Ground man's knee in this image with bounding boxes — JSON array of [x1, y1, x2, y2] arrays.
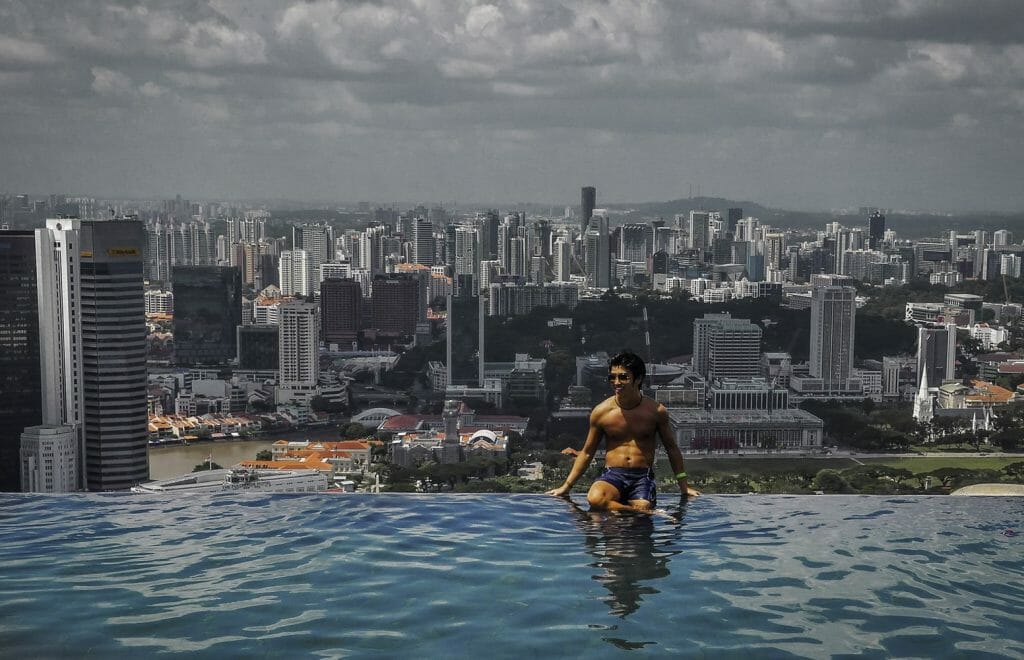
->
[[587, 490, 611, 509]]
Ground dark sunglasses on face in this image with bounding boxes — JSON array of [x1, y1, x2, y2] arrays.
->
[[607, 373, 633, 382]]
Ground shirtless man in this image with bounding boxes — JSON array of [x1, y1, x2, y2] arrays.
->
[[546, 351, 700, 512]]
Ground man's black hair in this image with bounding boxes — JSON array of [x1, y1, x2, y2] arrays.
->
[[609, 351, 646, 387]]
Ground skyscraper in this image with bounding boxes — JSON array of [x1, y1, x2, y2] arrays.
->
[[0, 231, 43, 491], [553, 238, 572, 282], [809, 285, 856, 387], [172, 266, 243, 367], [412, 217, 435, 266], [79, 219, 149, 490], [581, 186, 596, 236], [917, 323, 956, 387], [371, 274, 419, 337], [321, 278, 362, 345], [688, 211, 710, 251], [278, 301, 320, 406], [867, 211, 886, 250], [692, 313, 763, 382]]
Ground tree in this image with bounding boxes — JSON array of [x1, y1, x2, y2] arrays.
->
[[192, 461, 223, 472], [255, 450, 273, 461], [341, 422, 369, 439], [813, 469, 851, 493]]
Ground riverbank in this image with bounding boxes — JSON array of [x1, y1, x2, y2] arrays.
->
[[148, 426, 346, 480]]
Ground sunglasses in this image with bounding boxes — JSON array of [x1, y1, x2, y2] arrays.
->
[[607, 373, 633, 383]]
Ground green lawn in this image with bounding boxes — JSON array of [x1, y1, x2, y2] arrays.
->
[[860, 456, 1023, 474]]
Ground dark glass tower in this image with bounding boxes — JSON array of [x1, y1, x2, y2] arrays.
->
[[237, 325, 279, 370], [581, 186, 596, 235], [321, 278, 362, 345], [0, 231, 42, 491], [172, 265, 243, 366], [867, 211, 886, 250]]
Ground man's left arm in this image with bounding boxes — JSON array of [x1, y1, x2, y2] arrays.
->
[[657, 404, 700, 498]]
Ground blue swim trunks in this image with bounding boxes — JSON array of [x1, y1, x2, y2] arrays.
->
[[595, 467, 657, 505]]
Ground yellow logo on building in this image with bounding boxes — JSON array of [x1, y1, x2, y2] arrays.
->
[[107, 247, 139, 257], [80, 251, 93, 258]]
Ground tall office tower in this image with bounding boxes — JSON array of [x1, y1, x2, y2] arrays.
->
[[535, 219, 553, 258], [479, 260, 502, 291], [371, 274, 419, 337], [172, 266, 243, 366], [553, 238, 572, 282], [279, 249, 312, 297], [359, 225, 387, 275], [454, 226, 479, 283], [77, 219, 149, 491], [619, 224, 652, 263], [993, 230, 1013, 248], [917, 323, 956, 387], [32, 220, 85, 491], [277, 301, 320, 405], [867, 211, 886, 250], [412, 217, 435, 266], [0, 231, 43, 491], [981, 248, 1001, 281], [321, 278, 362, 345], [692, 313, 763, 382], [809, 285, 856, 387], [727, 208, 743, 236], [480, 210, 500, 260], [687, 211, 710, 250], [581, 186, 596, 235]]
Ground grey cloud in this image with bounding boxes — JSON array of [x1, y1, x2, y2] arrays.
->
[[0, 0, 1023, 211]]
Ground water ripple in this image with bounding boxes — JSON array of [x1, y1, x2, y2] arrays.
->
[[0, 494, 1021, 658]]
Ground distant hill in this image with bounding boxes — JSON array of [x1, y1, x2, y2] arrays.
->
[[605, 196, 1024, 240]]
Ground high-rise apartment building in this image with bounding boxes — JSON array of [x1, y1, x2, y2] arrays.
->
[[809, 285, 856, 387], [321, 278, 362, 345], [280, 249, 312, 297], [0, 231, 43, 491], [692, 313, 763, 382], [278, 301, 320, 406], [172, 266, 243, 366], [553, 238, 572, 282]]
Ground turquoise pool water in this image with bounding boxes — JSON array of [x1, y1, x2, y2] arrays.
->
[[1, 494, 1021, 658]]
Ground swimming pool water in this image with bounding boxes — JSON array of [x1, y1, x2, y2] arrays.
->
[[1, 494, 1021, 658]]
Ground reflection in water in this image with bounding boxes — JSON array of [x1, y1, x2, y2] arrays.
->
[[564, 497, 687, 619]]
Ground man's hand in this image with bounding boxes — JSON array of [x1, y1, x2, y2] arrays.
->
[[546, 484, 571, 497], [681, 483, 701, 498]]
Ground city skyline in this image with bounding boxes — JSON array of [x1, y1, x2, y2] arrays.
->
[[2, 1, 1024, 212]]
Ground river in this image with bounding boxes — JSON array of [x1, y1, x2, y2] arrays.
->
[[147, 426, 346, 480]]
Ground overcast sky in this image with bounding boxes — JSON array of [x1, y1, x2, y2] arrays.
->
[[2, 1, 1023, 211]]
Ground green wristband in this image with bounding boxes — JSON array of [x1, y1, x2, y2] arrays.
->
[[675, 471, 688, 480]]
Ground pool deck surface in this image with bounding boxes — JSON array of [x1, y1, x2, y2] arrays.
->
[[951, 483, 1024, 496]]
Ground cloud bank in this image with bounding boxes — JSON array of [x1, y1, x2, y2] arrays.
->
[[1, 0, 1023, 210]]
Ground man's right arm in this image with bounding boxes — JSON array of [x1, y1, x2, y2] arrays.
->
[[546, 407, 603, 497]]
